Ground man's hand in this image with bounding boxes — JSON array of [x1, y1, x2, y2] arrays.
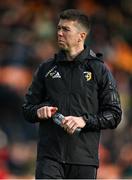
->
[[61, 116, 86, 134], [37, 106, 58, 119]]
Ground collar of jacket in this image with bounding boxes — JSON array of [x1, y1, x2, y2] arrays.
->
[[54, 46, 103, 64]]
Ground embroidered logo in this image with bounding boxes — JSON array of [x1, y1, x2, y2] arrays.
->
[[45, 66, 61, 79], [45, 66, 57, 77], [83, 71, 92, 81], [52, 71, 61, 79]]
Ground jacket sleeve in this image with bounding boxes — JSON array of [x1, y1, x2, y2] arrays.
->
[[83, 64, 122, 130], [22, 64, 52, 123]]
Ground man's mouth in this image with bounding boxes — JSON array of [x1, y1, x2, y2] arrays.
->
[[58, 39, 65, 42]]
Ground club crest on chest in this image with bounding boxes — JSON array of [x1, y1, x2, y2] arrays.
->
[[83, 71, 92, 81]]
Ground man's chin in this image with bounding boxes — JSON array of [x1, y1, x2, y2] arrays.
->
[[58, 45, 67, 51]]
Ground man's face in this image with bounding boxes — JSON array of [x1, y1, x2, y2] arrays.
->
[[57, 19, 83, 51]]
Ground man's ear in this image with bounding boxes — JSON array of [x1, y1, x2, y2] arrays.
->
[[78, 32, 87, 42], [81, 32, 87, 40]]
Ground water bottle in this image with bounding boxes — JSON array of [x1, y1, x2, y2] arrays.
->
[[52, 113, 81, 133]]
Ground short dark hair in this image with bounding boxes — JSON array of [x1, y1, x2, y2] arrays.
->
[[59, 9, 90, 33]]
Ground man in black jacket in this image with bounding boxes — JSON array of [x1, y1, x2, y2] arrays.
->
[[22, 9, 122, 179]]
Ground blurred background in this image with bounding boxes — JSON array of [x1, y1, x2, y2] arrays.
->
[[0, 0, 131, 179]]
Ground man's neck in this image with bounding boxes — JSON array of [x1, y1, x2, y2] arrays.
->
[[66, 45, 84, 61]]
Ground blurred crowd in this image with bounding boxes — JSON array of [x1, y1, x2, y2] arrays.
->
[[0, 0, 132, 179]]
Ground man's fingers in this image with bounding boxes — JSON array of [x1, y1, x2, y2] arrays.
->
[[46, 106, 58, 118], [62, 116, 71, 125], [62, 117, 71, 130], [37, 106, 58, 119], [37, 108, 44, 119], [42, 107, 47, 118], [67, 122, 78, 134], [61, 116, 81, 134], [44, 106, 48, 118], [37, 110, 41, 118], [62, 118, 78, 134], [69, 124, 78, 134], [51, 107, 58, 115], [67, 121, 75, 130], [47, 107, 52, 118]]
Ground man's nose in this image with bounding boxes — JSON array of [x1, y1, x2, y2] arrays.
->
[[57, 29, 63, 36]]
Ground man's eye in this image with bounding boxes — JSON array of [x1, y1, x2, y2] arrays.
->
[[63, 27, 70, 31], [57, 26, 70, 32], [57, 27, 61, 30]]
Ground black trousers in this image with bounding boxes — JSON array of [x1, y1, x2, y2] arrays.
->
[[35, 158, 97, 179]]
